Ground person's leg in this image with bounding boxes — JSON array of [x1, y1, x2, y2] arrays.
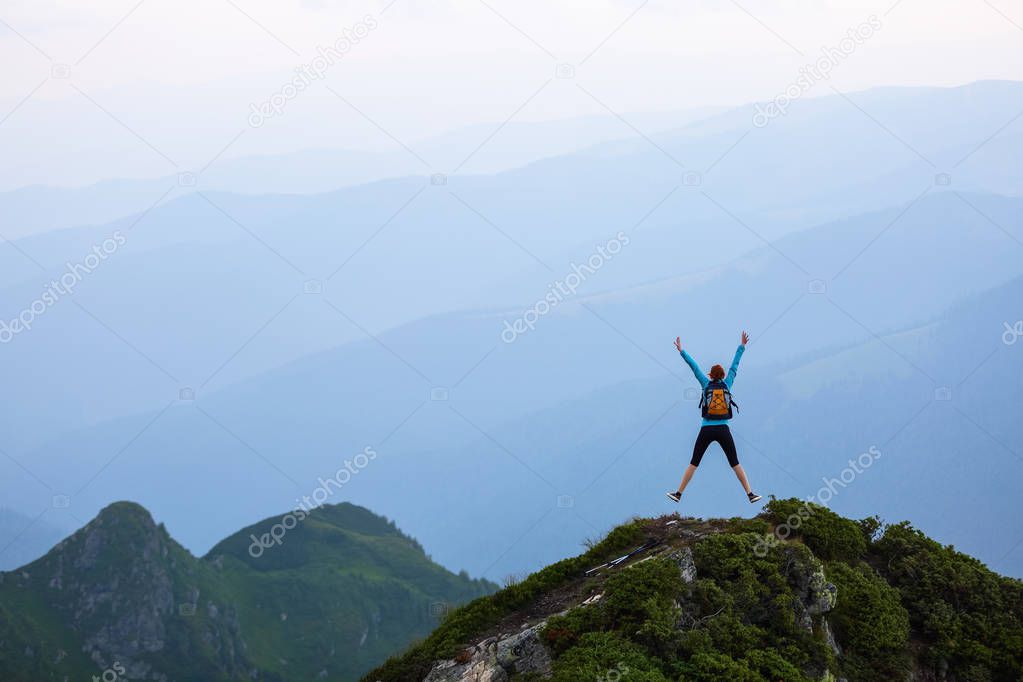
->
[[676, 464, 698, 495], [732, 464, 752, 494], [676, 427, 712, 494], [717, 427, 752, 494]]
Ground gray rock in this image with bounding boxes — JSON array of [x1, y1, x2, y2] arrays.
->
[[495, 622, 552, 676], [424, 640, 506, 682], [668, 547, 697, 584], [820, 618, 842, 656], [784, 546, 837, 632], [909, 659, 951, 681], [424, 622, 552, 682], [805, 568, 838, 617]]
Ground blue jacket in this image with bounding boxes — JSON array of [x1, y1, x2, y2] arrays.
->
[[680, 345, 745, 426]]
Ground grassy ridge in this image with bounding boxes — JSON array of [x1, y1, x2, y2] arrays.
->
[[366, 500, 1023, 682]]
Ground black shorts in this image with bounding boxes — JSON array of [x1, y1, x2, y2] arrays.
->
[[690, 425, 739, 468]]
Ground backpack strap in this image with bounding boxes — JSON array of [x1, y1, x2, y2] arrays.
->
[[723, 383, 739, 412]]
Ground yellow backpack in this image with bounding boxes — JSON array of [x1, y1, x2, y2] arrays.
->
[[700, 380, 737, 419]]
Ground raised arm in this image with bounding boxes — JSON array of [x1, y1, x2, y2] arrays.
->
[[725, 331, 749, 388], [674, 336, 708, 388]]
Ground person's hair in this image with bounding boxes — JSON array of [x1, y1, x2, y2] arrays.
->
[[709, 364, 725, 381]]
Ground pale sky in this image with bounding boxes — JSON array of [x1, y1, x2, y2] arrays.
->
[[1, 0, 1022, 187]]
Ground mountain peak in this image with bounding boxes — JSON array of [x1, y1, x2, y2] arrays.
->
[[13, 499, 174, 579], [95, 499, 153, 519], [204, 500, 425, 571], [91, 499, 160, 533], [368, 499, 1023, 682]]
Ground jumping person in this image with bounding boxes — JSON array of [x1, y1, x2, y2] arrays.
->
[[667, 331, 762, 504]]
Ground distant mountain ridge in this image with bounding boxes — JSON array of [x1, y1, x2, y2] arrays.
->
[[0, 508, 69, 571], [7, 190, 1023, 585], [0, 501, 495, 681], [0, 106, 724, 239]]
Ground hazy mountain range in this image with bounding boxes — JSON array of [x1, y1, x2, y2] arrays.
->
[[2, 79, 1022, 585], [5, 190, 1022, 581], [0, 107, 723, 239]]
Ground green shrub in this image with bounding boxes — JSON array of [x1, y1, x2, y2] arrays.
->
[[601, 558, 683, 631], [692, 533, 796, 632], [828, 561, 911, 681], [680, 535, 829, 676], [548, 631, 667, 682], [743, 648, 812, 682], [727, 517, 771, 535], [542, 605, 600, 656], [871, 522, 1023, 680], [762, 498, 867, 562], [675, 652, 765, 681]]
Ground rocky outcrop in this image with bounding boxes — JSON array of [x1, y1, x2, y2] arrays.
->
[[784, 546, 838, 632], [424, 546, 702, 681], [10, 502, 252, 681], [909, 664, 951, 682], [820, 618, 842, 657], [496, 623, 552, 676], [424, 621, 553, 682], [668, 547, 697, 584]]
